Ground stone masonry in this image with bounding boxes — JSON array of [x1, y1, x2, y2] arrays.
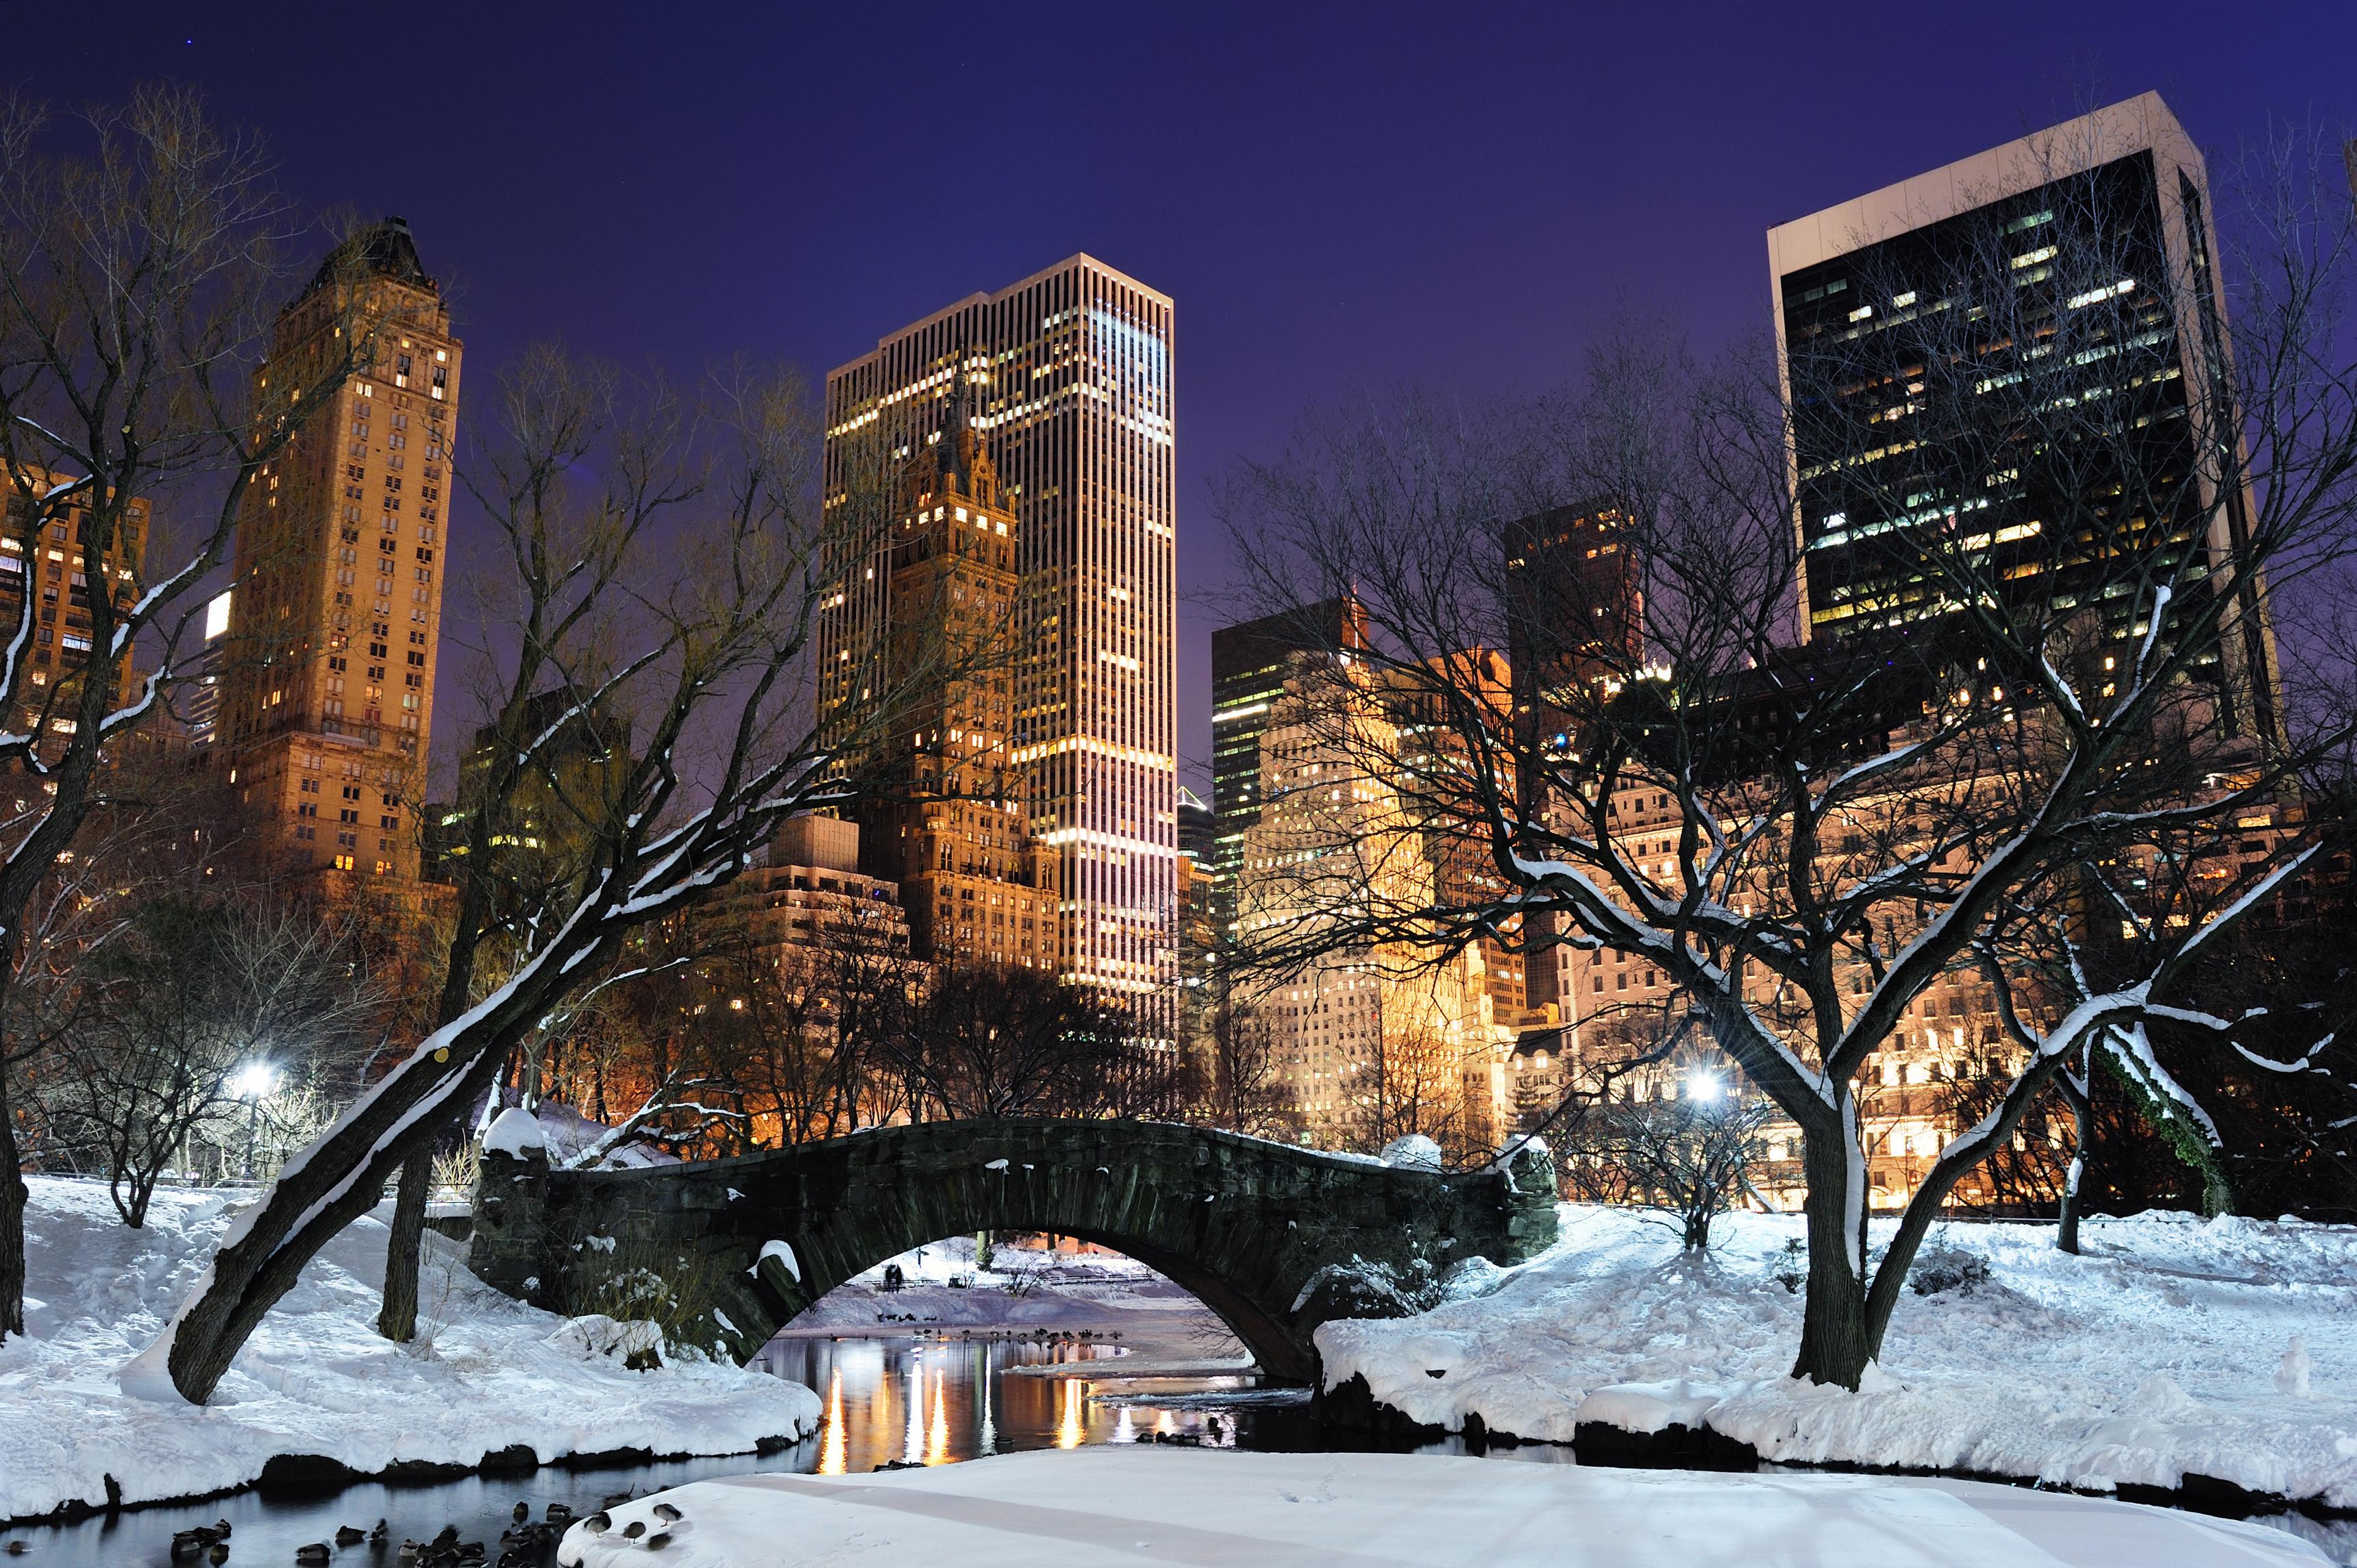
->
[[469, 1119, 1556, 1383]]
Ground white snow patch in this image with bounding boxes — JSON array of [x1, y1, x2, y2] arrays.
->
[[1316, 1202, 2357, 1510], [1380, 1134, 1444, 1170], [552, 1447, 2326, 1567], [0, 1177, 820, 1521], [482, 1106, 545, 1158], [757, 1240, 800, 1282]]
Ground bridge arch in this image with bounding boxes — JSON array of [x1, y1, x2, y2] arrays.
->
[[469, 1119, 1556, 1382]]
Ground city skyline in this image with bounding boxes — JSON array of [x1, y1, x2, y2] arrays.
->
[[10, 5, 2336, 799]]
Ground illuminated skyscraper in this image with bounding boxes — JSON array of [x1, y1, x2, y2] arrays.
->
[[221, 218, 458, 881], [822, 256, 1177, 1035], [1209, 599, 1364, 951]]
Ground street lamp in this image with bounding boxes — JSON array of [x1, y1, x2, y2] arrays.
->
[[232, 1062, 277, 1180]]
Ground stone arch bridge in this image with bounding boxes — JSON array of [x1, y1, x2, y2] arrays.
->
[[468, 1118, 1556, 1382]]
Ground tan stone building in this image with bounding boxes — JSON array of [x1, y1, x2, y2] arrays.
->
[[0, 468, 148, 722], [832, 388, 1052, 972], [1236, 656, 1499, 1158], [822, 257, 1179, 1036], [221, 218, 457, 882]]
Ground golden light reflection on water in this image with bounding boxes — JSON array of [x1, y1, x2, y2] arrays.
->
[[926, 1369, 950, 1465], [1057, 1376, 1086, 1449], [817, 1369, 846, 1476]]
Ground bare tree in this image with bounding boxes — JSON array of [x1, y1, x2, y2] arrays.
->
[[1559, 1080, 1773, 1252], [880, 958, 1147, 1121], [1182, 986, 1300, 1142], [132, 344, 983, 1402], [1218, 123, 2357, 1387], [36, 895, 384, 1223], [0, 90, 405, 1336]]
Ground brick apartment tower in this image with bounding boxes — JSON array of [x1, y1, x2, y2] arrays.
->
[[822, 256, 1178, 1040], [221, 219, 458, 881]]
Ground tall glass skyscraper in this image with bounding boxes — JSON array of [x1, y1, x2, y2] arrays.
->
[[822, 255, 1178, 1038]]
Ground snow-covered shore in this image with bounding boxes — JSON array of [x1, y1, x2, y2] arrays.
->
[[1317, 1204, 2357, 1509], [0, 1177, 820, 1523], [552, 1446, 2329, 1566]]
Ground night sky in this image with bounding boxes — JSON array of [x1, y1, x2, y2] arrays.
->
[[15, 1, 2351, 790]]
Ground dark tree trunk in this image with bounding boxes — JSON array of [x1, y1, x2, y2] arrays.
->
[[1788, 1112, 1872, 1389], [0, 1088, 24, 1338], [154, 1038, 515, 1403], [2056, 1071, 2090, 1256], [377, 1153, 433, 1342]]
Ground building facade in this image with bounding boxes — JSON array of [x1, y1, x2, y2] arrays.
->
[[0, 469, 147, 723], [1209, 599, 1364, 951], [835, 387, 1052, 972], [1235, 653, 1498, 1158], [1769, 93, 2275, 736], [822, 256, 1177, 1036], [220, 219, 457, 881]]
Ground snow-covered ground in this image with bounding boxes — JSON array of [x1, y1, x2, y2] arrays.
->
[[780, 1236, 1234, 1339], [552, 1447, 2329, 1566], [1318, 1204, 2357, 1509], [0, 1177, 819, 1523]]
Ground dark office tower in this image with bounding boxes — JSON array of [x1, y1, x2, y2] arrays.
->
[[1503, 499, 1643, 775], [1770, 94, 2274, 735], [1207, 598, 1365, 950], [822, 257, 1178, 1038]]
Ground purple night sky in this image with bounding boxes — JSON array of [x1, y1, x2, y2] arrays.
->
[[16, 1, 2352, 789]]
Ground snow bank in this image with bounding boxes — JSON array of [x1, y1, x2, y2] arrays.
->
[[0, 1177, 819, 1522], [1317, 1204, 2357, 1508], [482, 1106, 546, 1158], [553, 1447, 2326, 1567]]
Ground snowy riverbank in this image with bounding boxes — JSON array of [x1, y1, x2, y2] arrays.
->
[[552, 1446, 2329, 1566], [0, 1178, 821, 1523], [1317, 1204, 2357, 1509]]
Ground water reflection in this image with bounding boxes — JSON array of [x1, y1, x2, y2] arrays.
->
[[748, 1335, 1257, 1474]]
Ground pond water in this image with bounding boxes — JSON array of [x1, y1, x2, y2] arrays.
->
[[9, 1328, 2352, 1565], [1, 1330, 1332, 1567]]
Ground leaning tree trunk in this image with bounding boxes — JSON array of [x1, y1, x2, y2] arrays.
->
[[1788, 1103, 1873, 1390], [376, 1154, 434, 1342], [130, 1028, 521, 1403]]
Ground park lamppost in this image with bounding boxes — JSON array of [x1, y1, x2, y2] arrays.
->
[[231, 1061, 277, 1180]]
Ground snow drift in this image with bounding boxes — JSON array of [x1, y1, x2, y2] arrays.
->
[[552, 1447, 2329, 1567], [1316, 1203, 2357, 1509], [0, 1177, 819, 1522]]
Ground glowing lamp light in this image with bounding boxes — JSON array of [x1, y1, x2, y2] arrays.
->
[[230, 1062, 278, 1101]]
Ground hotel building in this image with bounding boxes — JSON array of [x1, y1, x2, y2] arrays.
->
[[220, 218, 457, 881]]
